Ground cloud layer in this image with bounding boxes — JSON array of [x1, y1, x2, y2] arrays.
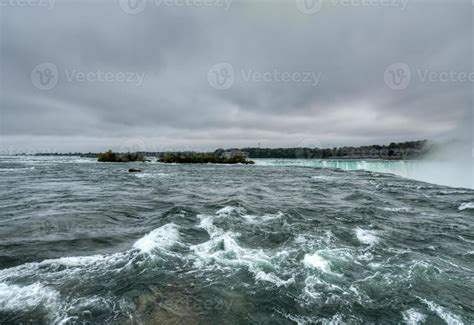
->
[[0, 0, 472, 153]]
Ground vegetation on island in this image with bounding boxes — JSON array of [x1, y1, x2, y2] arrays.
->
[[159, 151, 254, 164], [97, 150, 145, 162]]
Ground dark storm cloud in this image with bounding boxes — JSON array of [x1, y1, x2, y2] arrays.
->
[[0, 0, 471, 152]]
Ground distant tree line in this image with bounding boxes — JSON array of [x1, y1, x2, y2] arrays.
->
[[241, 140, 429, 160], [159, 152, 254, 164], [31, 140, 430, 160]]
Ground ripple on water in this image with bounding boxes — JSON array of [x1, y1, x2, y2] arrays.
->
[[1, 156, 473, 324], [355, 227, 379, 245], [458, 202, 474, 211]]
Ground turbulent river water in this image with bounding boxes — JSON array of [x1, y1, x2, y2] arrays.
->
[[0, 156, 473, 324]]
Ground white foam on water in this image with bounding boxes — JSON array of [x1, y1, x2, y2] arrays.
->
[[241, 211, 284, 224], [438, 190, 472, 195], [0, 282, 60, 311], [294, 230, 337, 248], [402, 308, 427, 325], [216, 206, 246, 216], [368, 262, 382, 269], [0, 251, 131, 285], [458, 202, 474, 211], [191, 214, 281, 285], [403, 261, 441, 281], [301, 277, 323, 301], [191, 230, 233, 267], [48, 253, 127, 268], [281, 313, 314, 325], [255, 271, 295, 287], [457, 235, 474, 243], [323, 313, 346, 325], [0, 282, 65, 322], [62, 295, 134, 323], [68, 158, 96, 164], [300, 275, 349, 308], [282, 311, 349, 325], [0, 224, 181, 282], [295, 234, 308, 244], [133, 172, 171, 179], [419, 298, 464, 325], [190, 227, 271, 273], [355, 228, 379, 245], [0, 167, 36, 171], [437, 257, 472, 272], [357, 251, 374, 261], [303, 252, 331, 273], [196, 214, 224, 237], [0, 224, 184, 322], [133, 223, 180, 254], [381, 207, 413, 212], [0, 280, 134, 323], [311, 175, 334, 180]]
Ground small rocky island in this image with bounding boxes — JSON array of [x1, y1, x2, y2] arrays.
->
[[96, 149, 254, 164], [159, 149, 254, 164], [97, 150, 145, 162]]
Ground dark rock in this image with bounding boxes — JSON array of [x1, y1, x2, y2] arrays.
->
[[128, 168, 142, 173]]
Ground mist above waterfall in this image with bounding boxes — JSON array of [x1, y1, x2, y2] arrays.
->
[[415, 117, 473, 189]]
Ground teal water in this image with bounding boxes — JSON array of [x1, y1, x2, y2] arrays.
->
[[0, 156, 473, 324], [254, 159, 473, 189]]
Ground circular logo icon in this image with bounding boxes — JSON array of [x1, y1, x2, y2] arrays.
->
[[295, 0, 324, 15], [384, 62, 411, 90], [118, 0, 147, 15], [31, 62, 59, 91], [207, 62, 235, 90]]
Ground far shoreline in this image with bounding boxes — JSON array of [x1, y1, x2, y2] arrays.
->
[[17, 140, 430, 162]]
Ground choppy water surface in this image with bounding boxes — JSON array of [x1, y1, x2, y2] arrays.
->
[[0, 156, 473, 324]]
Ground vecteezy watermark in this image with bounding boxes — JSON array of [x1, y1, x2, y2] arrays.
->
[[118, 0, 147, 14], [383, 62, 411, 90], [0, 0, 55, 10], [416, 69, 474, 83], [207, 62, 322, 90], [31, 62, 59, 90], [118, 0, 232, 15], [156, 0, 232, 9], [207, 62, 235, 90], [384, 62, 474, 90], [156, 295, 236, 314], [31, 62, 146, 90], [139, 286, 249, 318], [241, 69, 321, 86], [64, 69, 145, 86], [295, 0, 409, 15], [294, 0, 324, 14]]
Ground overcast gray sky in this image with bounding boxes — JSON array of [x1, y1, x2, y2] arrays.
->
[[0, 0, 472, 153]]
